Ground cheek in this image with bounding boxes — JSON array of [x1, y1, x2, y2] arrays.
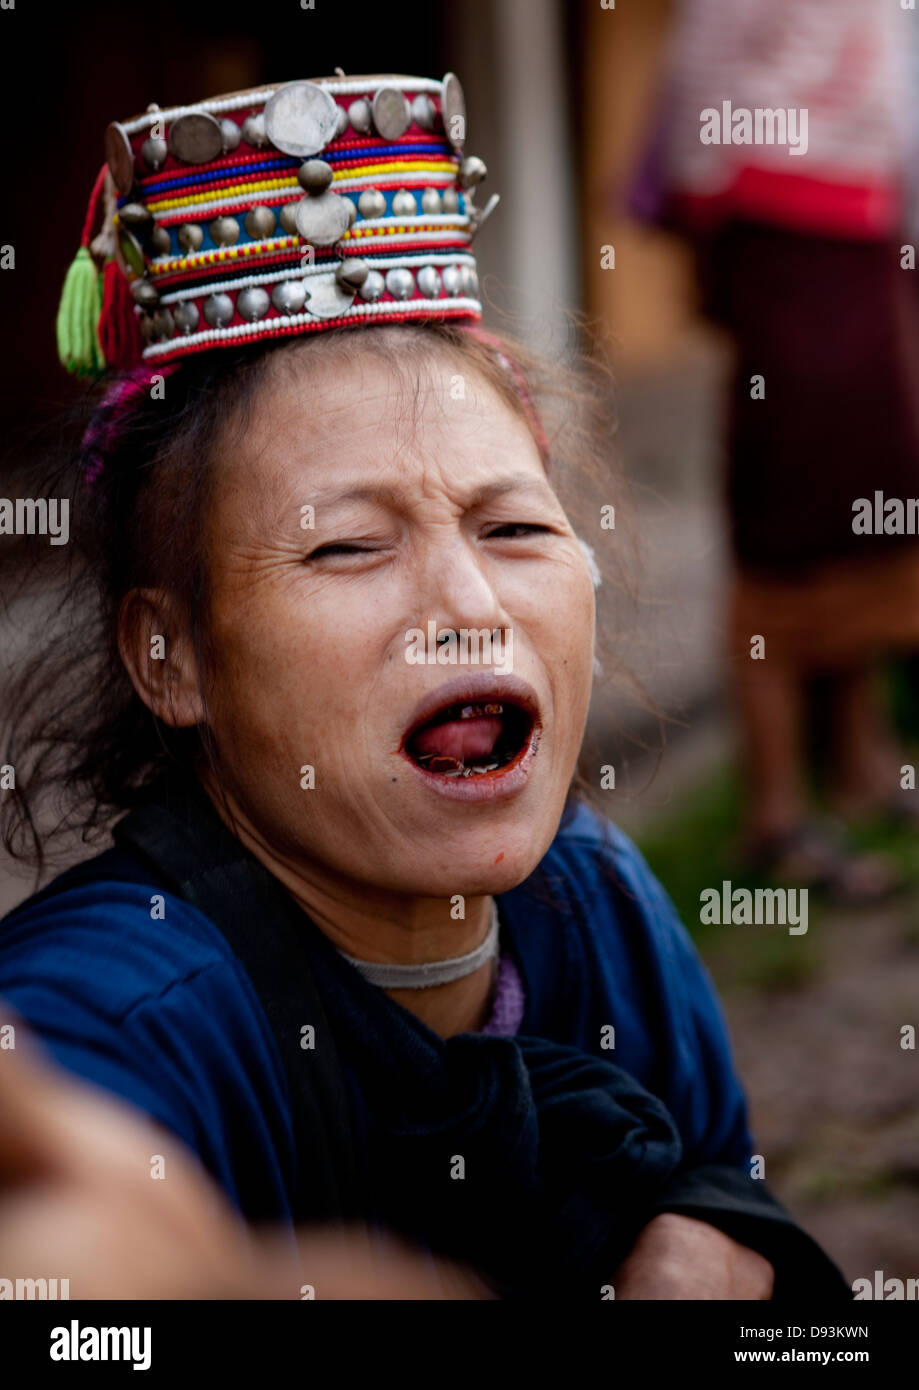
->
[[528, 559, 596, 662], [204, 578, 376, 758], [537, 564, 596, 733]]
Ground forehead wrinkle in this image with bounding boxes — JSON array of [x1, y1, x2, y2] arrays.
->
[[216, 343, 539, 537]]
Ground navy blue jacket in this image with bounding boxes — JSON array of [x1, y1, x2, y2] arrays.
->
[[0, 785, 848, 1297]]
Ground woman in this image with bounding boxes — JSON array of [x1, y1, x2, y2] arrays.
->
[[632, 0, 919, 896], [0, 72, 846, 1299]]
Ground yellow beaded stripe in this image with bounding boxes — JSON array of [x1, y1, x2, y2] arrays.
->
[[344, 222, 467, 238], [332, 158, 458, 180], [148, 237, 300, 276], [144, 161, 458, 214], [146, 176, 299, 213]]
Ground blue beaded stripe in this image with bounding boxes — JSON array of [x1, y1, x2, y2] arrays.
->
[[150, 188, 469, 257], [121, 142, 455, 204], [129, 157, 298, 200]]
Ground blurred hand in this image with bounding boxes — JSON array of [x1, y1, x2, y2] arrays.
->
[[611, 1211, 775, 1300], [0, 1013, 489, 1299]]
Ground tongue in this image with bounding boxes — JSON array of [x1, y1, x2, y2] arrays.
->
[[412, 716, 503, 763]]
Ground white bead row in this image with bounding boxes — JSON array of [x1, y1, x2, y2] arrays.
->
[[141, 295, 483, 358], [121, 79, 445, 136]]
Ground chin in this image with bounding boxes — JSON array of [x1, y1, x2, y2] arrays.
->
[[392, 815, 562, 898]]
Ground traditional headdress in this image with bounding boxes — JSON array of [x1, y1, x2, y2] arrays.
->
[[56, 73, 499, 378]]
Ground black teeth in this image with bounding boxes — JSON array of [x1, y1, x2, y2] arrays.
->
[[407, 700, 532, 774]]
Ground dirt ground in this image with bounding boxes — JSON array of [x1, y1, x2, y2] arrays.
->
[[705, 890, 919, 1288]]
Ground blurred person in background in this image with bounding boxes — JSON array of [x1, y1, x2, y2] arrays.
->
[[631, 0, 919, 899]]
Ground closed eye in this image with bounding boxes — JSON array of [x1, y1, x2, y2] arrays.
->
[[485, 523, 554, 539], [306, 542, 374, 559]]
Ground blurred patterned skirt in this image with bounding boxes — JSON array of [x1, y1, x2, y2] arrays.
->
[[703, 220, 919, 667]]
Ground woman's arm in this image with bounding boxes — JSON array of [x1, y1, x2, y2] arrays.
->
[[0, 1011, 488, 1299]]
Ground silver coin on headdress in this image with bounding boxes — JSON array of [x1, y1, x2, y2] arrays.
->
[[220, 118, 241, 153], [177, 223, 204, 252], [264, 80, 340, 157], [335, 258, 370, 291], [141, 136, 168, 172], [297, 160, 335, 195], [237, 287, 271, 322], [152, 308, 175, 339], [150, 225, 172, 256], [105, 122, 135, 194], [119, 202, 151, 227], [416, 266, 442, 298], [441, 72, 466, 152], [391, 189, 417, 217], [131, 280, 160, 308], [210, 216, 240, 246], [173, 301, 200, 334], [348, 97, 373, 133], [411, 94, 435, 131], [304, 271, 355, 319], [245, 206, 276, 239], [385, 268, 415, 301], [203, 293, 235, 327], [294, 192, 352, 246], [271, 280, 308, 314], [169, 112, 223, 164], [358, 188, 386, 220], [358, 270, 385, 302], [372, 88, 411, 141], [241, 114, 268, 147]]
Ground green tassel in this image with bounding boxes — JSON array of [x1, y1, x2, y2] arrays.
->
[[55, 246, 106, 377]]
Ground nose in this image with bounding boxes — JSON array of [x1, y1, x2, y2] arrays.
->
[[415, 532, 511, 639]]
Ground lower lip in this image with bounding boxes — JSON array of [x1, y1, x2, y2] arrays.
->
[[400, 724, 541, 803]]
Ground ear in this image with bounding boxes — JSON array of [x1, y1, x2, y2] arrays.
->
[[117, 587, 205, 728]]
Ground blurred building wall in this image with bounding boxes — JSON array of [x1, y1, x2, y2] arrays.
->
[[581, 0, 702, 369], [445, 0, 579, 332]]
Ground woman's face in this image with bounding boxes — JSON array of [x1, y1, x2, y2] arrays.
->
[[199, 343, 596, 899]]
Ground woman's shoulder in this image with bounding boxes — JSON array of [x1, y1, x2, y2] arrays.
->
[[539, 797, 685, 938], [0, 844, 297, 1218], [502, 796, 703, 1026], [0, 845, 245, 1023], [513, 798, 753, 1165]]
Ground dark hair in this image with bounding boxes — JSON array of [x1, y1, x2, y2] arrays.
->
[[0, 318, 656, 881]]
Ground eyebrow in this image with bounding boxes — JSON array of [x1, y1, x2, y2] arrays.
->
[[312, 473, 551, 512]]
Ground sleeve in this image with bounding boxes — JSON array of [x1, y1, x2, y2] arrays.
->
[[597, 827, 852, 1299], [593, 824, 756, 1167], [0, 888, 298, 1225]]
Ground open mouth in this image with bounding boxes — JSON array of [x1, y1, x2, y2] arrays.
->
[[402, 698, 536, 779]]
